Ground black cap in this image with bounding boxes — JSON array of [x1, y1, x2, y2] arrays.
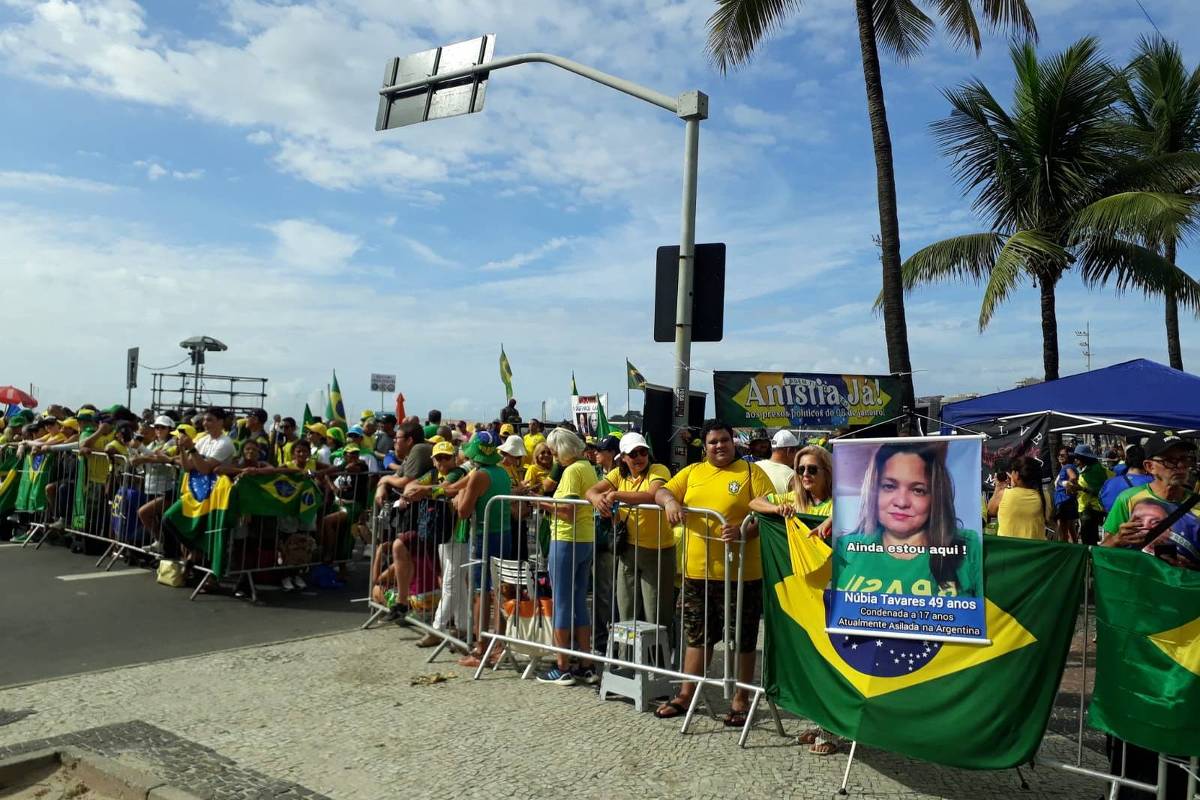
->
[[1144, 433, 1196, 460], [596, 435, 620, 453]]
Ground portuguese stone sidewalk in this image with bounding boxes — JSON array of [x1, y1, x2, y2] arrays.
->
[[0, 626, 1109, 799]]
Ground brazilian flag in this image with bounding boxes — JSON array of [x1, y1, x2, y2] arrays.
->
[[626, 359, 647, 390], [1089, 546, 1200, 756], [15, 451, 54, 513], [759, 515, 1086, 769], [0, 447, 22, 515], [235, 474, 319, 525], [163, 471, 237, 577], [327, 371, 347, 427], [500, 346, 514, 401]]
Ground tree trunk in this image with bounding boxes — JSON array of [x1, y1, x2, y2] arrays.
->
[[1039, 276, 1060, 381], [1164, 236, 1183, 370], [854, 0, 915, 416]]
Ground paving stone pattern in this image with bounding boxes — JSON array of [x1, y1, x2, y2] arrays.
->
[[0, 627, 1111, 800]]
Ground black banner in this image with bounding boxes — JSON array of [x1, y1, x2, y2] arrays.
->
[[974, 416, 1051, 490]]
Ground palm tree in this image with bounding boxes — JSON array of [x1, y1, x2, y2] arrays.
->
[[1114, 36, 1200, 370], [706, 0, 1037, 413], [900, 38, 1200, 380]]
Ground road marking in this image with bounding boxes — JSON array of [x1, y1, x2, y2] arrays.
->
[[0, 543, 25, 549], [56, 569, 146, 582]]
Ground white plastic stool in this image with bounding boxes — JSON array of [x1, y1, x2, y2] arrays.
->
[[599, 620, 673, 712]]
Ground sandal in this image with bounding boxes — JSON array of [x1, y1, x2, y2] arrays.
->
[[809, 738, 839, 756], [654, 699, 688, 719], [723, 709, 749, 728], [796, 727, 822, 745]]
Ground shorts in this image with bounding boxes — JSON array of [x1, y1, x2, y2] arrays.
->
[[1055, 499, 1079, 521], [470, 528, 514, 592], [682, 578, 763, 653]]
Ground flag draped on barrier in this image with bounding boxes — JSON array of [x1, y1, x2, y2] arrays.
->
[[236, 474, 319, 526], [15, 451, 53, 513], [164, 471, 237, 576], [1089, 546, 1200, 757], [0, 448, 21, 515], [759, 514, 1086, 769]]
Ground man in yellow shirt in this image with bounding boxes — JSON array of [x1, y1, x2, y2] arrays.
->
[[653, 419, 772, 725], [522, 418, 546, 467]]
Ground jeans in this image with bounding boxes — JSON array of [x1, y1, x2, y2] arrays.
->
[[616, 544, 676, 632], [548, 539, 593, 630]]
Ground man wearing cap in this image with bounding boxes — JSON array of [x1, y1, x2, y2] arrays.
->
[[345, 425, 381, 472], [757, 430, 799, 494], [1100, 444, 1153, 513], [744, 428, 771, 463], [1071, 443, 1111, 546], [1103, 433, 1198, 547], [134, 416, 181, 554], [373, 414, 397, 461]]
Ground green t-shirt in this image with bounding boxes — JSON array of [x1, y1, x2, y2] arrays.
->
[[474, 463, 512, 536], [1102, 483, 1196, 537], [833, 530, 982, 598]]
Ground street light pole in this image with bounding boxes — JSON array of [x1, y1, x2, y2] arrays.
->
[[378, 47, 708, 471]]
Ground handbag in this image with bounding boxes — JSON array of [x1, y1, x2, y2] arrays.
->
[[416, 498, 453, 545], [281, 532, 315, 566], [156, 559, 186, 588]]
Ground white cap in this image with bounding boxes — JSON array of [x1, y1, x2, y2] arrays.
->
[[153, 415, 174, 428], [618, 432, 650, 455], [499, 434, 527, 458], [771, 430, 800, 449]]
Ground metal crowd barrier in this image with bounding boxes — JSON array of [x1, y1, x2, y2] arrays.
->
[[189, 466, 372, 601], [362, 489, 473, 661], [469, 495, 754, 721]]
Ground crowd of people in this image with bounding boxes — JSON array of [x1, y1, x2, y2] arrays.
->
[[3, 399, 1195, 753]]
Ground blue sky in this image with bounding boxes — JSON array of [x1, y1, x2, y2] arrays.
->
[[1, 0, 1197, 422]]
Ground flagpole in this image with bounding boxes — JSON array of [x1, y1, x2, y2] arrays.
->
[[626, 356, 630, 418]]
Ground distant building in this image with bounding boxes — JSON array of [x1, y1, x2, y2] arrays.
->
[[1015, 377, 1043, 388]]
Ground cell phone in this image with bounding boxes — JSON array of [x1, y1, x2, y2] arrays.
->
[[1153, 541, 1178, 560]]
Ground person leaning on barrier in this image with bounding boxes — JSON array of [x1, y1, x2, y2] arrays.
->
[[585, 432, 675, 637], [652, 418, 773, 725], [451, 431, 514, 668], [401, 441, 470, 646], [499, 435, 528, 494], [133, 416, 180, 556], [1103, 433, 1197, 550], [535, 427, 601, 686], [373, 413, 396, 460], [304, 422, 332, 466], [372, 422, 436, 621]]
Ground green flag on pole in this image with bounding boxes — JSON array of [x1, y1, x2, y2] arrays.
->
[[302, 403, 314, 427], [759, 515, 1086, 769], [596, 397, 614, 437], [571, 372, 578, 396], [1089, 545, 1200, 756], [500, 346, 514, 401], [328, 372, 347, 427], [626, 359, 647, 390]]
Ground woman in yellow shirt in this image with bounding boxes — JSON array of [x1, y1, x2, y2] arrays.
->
[[997, 456, 1051, 540], [750, 445, 833, 531], [585, 432, 674, 631], [523, 442, 553, 495]]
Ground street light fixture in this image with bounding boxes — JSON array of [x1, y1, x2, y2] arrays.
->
[[375, 36, 709, 470]]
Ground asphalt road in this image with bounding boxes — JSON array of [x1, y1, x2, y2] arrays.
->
[[0, 540, 366, 688]]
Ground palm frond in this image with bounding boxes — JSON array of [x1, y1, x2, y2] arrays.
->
[[1072, 191, 1200, 243], [1077, 237, 1200, 311], [929, 0, 981, 52], [899, 232, 1004, 293], [977, 0, 1037, 40], [706, 0, 806, 74], [978, 230, 1068, 328], [873, 0, 934, 62]]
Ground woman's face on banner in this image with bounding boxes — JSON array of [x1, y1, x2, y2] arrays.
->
[[877, 452, 931, 539]]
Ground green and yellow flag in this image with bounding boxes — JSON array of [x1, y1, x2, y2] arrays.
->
[[499, 346, 514, 401], [235, 474, 319, 525], [1089, 546, 1200, 756], [163, 472, 237, 577], [759, 515, 1085, 769], [626, 359, 647, 390], [303, 403, 315, 427], [327, 372, 347, 428], [15, 451, 54, 513], [0, 447, 22, 516], [596, 398, 614, 437]]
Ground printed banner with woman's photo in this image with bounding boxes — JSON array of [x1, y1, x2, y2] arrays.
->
[[827, 435, 988, 644]]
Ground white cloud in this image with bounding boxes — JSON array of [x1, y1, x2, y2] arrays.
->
[[265, 218, 361, 273], [245, 130, 273, 145], [400, 236, 454, 268], [134, 159, 202, 181], [0, 170, 119, 193], [481, 236, 571, 271]]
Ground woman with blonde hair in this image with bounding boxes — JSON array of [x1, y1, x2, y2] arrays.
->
[[750, 445, 833, 525]]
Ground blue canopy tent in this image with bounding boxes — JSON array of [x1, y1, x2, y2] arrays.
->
[[941, 359, 1200, 435]]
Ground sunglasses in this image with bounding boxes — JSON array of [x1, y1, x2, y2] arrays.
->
[[1152, 456, 1195, 469], [797, 465, 823, 476], [627, 448, 649, 458]]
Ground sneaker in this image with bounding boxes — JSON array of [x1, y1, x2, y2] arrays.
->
[[144, 541, 163, 556], [281, 576, 295, 592], [535, 667, 576, 686], [386, 604, 410, 625], [573, 667, 600, 686], [292, 575, 307, 590], [11, 532, 31, 544], [48, 517, 65, 530]]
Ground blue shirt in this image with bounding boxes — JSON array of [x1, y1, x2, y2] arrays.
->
[[1099, 472, 1152, 512], [1053, 466, 1073, 506]]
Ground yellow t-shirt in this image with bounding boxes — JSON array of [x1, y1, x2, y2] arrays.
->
[[604, 463, 673, 549], [524, 463, 549, 491], [522, 433, 546, 466], [85, 432, 117, 483], [997, 487, 1048, 540], [764, 491, 832, 518], [663, 460, 773, 581], [552, 460, 599, 543]]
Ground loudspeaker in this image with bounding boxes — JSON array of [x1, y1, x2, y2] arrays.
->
[[642, 384, 707, 466], [653, 243, 725, 343]]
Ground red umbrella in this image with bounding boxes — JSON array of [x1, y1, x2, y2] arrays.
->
[[0, 386, 37, 408]]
